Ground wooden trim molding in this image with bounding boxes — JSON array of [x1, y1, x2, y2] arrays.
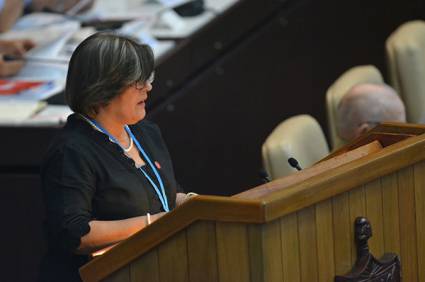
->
[[79, 196, 264, 281], [262, 133, 425, 221]]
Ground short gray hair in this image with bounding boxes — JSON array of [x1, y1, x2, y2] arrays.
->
[[337, 83, 406, 141], [65, 32, 154, 115]]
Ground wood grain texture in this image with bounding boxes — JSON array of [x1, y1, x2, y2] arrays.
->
[[348, 186, 366, 263], [216, 222, 250, 282], [332, 193, 352, 276], [236, 141, 382, 200], [324, 121, 425, 159], [297, 206, 318, 282], [260, 219, 284, 282], [315, 200, 335, 282], [247, 224, 264, 282], [365, 179, 385, 258], [247, 220, 283, 282], [130, 249, 160, 282], [262, 133, 425, 222], [280, 213, 301, 282], [398, 166, 418, 282], [80, 126, 425, 282], [80, 196, 263, 282], [381, 172, 401, 255], [102, 266, 130, 282], [414, 161, 425, 282], [371, 122, 425, 135], [186, 221, 218, 282], [158, 231, 189, 282]]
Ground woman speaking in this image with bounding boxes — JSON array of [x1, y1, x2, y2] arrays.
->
[[39, 32, 189, 281]]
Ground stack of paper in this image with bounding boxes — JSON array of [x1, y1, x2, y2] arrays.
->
[[0, 100, 47, 124], [0, 13, 81, 62], [0, 103, 73, 126], [24, 105, 73, 126], [0, 78, 65, 101]]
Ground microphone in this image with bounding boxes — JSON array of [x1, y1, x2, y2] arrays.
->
[[288, 157, 302, 171]]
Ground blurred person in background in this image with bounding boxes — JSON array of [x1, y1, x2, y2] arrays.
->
[[0, 0, 94, 32], [0, 39, 35, 76], [337, 83, 406, 142]]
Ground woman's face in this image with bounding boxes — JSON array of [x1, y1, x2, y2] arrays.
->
[[105, 80, 153, 125]]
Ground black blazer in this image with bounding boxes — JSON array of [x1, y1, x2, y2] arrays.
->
[[39, 114, 182, 282]]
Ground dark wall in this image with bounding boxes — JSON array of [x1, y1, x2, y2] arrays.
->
[[310, 0, 425, 130], [148, 0, 425, 195], [0, 175, 46, 282], [150, 0, 314, 194]]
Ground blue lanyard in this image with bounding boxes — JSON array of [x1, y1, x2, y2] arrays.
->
[[87, 118, 170, 212], [125, 125, 169, 212]]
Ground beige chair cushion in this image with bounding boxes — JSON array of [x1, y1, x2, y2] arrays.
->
[[326, 65, 384, 149], [386, 20, 425, 123], [262, 115, 329, 179]]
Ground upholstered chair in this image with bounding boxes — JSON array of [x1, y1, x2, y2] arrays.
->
[[262, 114, 329, 179], [326, 65, 384, 149], [386, 20, 425, 123]]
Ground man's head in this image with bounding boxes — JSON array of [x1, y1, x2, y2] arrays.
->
[[337, 83, 406, 141]]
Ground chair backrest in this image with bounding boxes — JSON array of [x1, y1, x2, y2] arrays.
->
[[262, 114, 329, 179], [326, 65, 384, 149], [386, 20, 425, 123]]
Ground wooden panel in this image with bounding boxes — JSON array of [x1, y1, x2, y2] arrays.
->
[[80, 196, 263, 282], [260, 220, 284, 282], [280, 213, 301, 282], [186, 221, 218, 282], [130, 249, 160, 282], [261, 133, 425, 222], [158, 231, 189, 282], [371, 122, 425, 136], [247, 224, 264, 282], [216, 222, 250, 282], [103, 266, 130, 282], [315, 200, 335, 282], [322, 121, 425, 160], [414, 161, 425, 282], [298, 206, 318, 282], [247, 220, 283, 282], [348, 185, 366, 263], [381, 172, 401, 254], [332, 193, 352, 275], [81, 127, 425, 282], [237, 141, 382, 200], [364, 179, 385, 257], [398, 166, 418, 282]]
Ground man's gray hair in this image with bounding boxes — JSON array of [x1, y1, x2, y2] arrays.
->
[[337, 83, 406, 141]]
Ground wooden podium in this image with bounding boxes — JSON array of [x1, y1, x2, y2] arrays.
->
[[79, 123, 425, 282]]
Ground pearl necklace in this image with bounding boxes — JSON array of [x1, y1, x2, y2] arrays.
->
[[123, 136, 133, 152]]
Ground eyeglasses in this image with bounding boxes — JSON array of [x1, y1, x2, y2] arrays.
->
[[134, 72, 155, 90]]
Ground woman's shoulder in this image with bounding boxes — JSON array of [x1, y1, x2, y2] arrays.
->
[[43, 114, 98, 160], [135, 119, 160, 132], [130, 119, 169, 150], [131, 119, 163, 139]]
